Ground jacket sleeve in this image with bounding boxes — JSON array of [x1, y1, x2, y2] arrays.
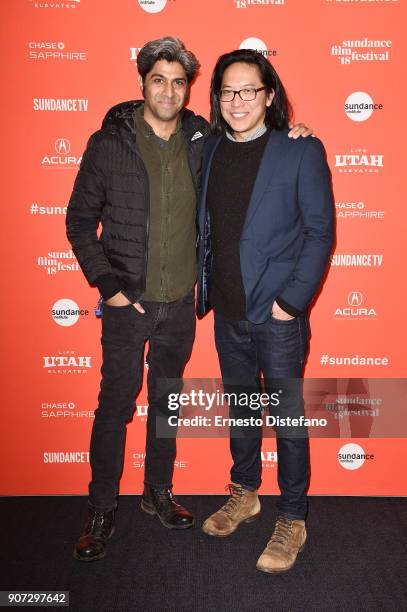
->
[[66, 132, 122, 300], [278, 137, 334, 311]]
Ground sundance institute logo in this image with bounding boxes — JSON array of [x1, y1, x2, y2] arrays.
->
[[344, 92, 383, 122], [138, 0, 167, 13], [52, 298, 89, 327], [239, 37, 277, 57], [338, 443, 374, 470]]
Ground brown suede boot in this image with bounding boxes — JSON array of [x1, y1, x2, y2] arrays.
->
[[202, 483, 261, 537], [256, 516, 306, 573]]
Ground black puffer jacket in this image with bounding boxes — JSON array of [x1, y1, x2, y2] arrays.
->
[[66, 100, 209, 303]]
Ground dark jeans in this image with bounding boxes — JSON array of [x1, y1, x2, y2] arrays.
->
[[214, 312, 310, 520], [88, 290, 196, 512]]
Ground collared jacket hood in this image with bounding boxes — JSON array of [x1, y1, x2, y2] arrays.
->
[[102, 99, 208, 144]]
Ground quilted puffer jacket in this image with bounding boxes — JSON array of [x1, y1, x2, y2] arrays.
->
[[66, 100, 209, 303]]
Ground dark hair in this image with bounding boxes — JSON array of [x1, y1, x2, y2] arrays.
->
[[210, 49, 292, 134], [137, 36, 200, 84]]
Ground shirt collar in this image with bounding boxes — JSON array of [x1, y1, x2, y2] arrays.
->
[[226, 124, 268, 142], [134, 103, 182, 140]]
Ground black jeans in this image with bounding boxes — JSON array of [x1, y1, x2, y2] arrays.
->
[[214, 312, 310, 520], [88, 290, 196, 512]]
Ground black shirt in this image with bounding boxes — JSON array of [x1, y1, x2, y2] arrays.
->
[[207, 130, 270, 319]]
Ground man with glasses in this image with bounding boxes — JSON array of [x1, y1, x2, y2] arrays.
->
[[197, 49, 334, 573]]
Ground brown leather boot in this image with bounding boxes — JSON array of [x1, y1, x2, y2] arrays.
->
[[202, 483, 261, 537], [256, 516, 306, 573]]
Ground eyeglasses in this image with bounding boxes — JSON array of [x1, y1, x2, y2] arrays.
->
[[218, 86, 267, 102]]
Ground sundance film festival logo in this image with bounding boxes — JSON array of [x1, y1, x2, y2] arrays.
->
[[41, 138, 82, 168], [28, 41, 87, 61], [331, 38, 391, 64], [29, 0, 81, 9], [52, 298, 89, 327], [324, 396, 381, 420], [37, 250, 80, 275], [334, 149, 384, 174], [334, 291, 377, 319], [43, 351, 92, 375], [335, 200, 385, 220], [33, 98, 88, 112], [330, 253, 383, 267], [240, 37, 277, 57], [235, 0, 285, 8], [344, 92, 383, 122], [338, 443, 374, 471]]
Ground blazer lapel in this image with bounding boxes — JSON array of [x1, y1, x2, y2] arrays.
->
[[242, 130, 284, 232]]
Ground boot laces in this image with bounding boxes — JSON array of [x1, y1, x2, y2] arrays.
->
[[87, 511, 109, 536], [154, 487, 182, 509], [221, 484, 246, 517], [156, 487, 175, 501], [268, 517, 293, 546]]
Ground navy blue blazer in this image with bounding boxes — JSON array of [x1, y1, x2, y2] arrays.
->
[[196, 129, 334, 324]]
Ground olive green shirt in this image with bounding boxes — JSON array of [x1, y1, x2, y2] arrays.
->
[[134, 106, 197, 302]]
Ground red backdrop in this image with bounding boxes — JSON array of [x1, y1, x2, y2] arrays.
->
[[1, 0, 406, 496]]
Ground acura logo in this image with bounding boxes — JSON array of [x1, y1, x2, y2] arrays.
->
[[55, 138, 70, 154], [348, 291, 363, 307]]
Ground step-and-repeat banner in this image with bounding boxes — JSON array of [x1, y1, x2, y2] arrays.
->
[[2, 0, 406, 496]]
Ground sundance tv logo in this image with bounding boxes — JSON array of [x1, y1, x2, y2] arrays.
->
[[41, 138, 82, 168], [33, 98, 88, 112], [334, 149, 384, 174], [43, 451, 89, 464], [330, 253, 383, 267], [334, 291, 377, 319], [240, 38, 277, 57]]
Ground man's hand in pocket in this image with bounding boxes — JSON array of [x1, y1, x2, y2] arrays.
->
[[271, 301, 294, 321], [105, 292, 145, 314]]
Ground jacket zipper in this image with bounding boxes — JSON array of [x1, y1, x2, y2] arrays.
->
[[134, 148, 150, 298]]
